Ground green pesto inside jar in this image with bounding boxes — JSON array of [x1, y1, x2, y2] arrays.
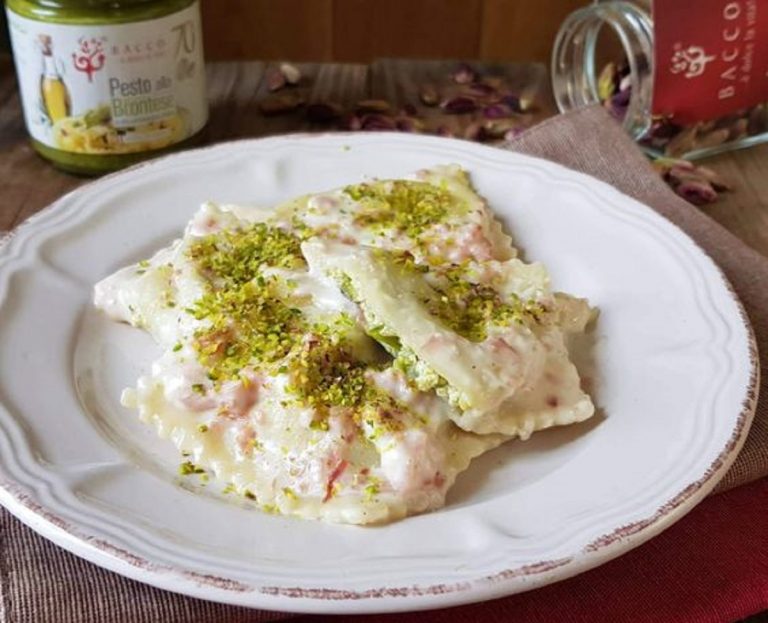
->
[[6, 0, 207, 175]]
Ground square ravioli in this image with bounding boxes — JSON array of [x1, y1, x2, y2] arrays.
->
[[94, 165, 595, 524]]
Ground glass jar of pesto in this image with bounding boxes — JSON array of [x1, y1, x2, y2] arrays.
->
[[6, 0, 207, 175]]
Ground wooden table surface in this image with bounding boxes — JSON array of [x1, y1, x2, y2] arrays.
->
[[2, 57, 768, 259], [1, 57, 768, 623]]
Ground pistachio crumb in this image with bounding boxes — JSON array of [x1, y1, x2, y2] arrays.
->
[[179, 460, 205, 476], [344, 180, 456, 239]]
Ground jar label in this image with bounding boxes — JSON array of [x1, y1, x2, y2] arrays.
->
[[6, 2, 207, 155], [652, 0, 768, 123]]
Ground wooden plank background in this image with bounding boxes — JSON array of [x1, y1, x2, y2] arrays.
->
[[0, 1, 587, 61], [198, 0, 587, 62]]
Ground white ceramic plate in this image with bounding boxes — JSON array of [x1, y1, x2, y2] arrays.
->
[[0, 134, 757, 614]]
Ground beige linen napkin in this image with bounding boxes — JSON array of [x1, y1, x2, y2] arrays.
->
[[503, 105, 766, 491], [1, 105, 765, 622]]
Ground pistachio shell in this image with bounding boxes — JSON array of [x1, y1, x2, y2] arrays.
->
[[482, 104, 512, 119], [648, 118, 681, 140], [503, 127, 526, 141], [605, 89, 630, 121], [340, 114, 363, 131], [654, 156, 730, 203], [666, 167, 705, 186], [440, 96, 477, 115], [306, 101, 343, 123], [419, 85, 440, 107], [465, 82, 498, 99], [482, 119, 521, 139], [501, 94, 522, 113], [675, 180, 718, 205], [361, 114, 397, 131], [396, 117, 425, 133], [618, 75, 632, 92], [259, 92, 305, 115], [692, 165, 732, 191], [727, 118, 749, 140], [517, 95, 536, 112], [355, 99, 391, 114], [280, 62, 301, 85], [452, 63, 477, 84], [463, 121, 485, 141], [694, 127, 731, 150], [664, 125, 698, 156], [266, 68, 286, 92], [481, 76, 504, 90], [597, 62, 617, 101], [748, 104, 768, 134]]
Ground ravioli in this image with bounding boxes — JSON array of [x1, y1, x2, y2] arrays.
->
[[94, 165, 594, 524]]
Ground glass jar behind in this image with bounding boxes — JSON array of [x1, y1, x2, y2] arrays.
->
[[551, 0, 768, 159]]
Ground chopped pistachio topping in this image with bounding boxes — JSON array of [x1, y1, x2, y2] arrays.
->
[[393, 347, 446, 393], [363, 482, 380, 501], [367, 324, 402, 355], [179, 460, 206, 476], [190, 277, 306, 382], [383, 248, 430, 273], [187, 222, 304, 287], [427, 273, 546, 342], [285, 333, 377, 410], [344, 180, 455, 238], [309, 418, 330, 431], [391, 253, 546, 342], [262, 503, 279, 513]]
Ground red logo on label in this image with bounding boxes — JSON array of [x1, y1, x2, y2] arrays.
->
[[670, 44, 717, 79], [652, 0, 768, 124], [72, 37, 106, 82]]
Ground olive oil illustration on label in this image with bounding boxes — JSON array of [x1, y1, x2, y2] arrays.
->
[[6, 2, 207, 160], [39, 34, 71, 124]]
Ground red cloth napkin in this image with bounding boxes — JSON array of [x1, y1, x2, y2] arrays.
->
[[301, 475, 768, 623]]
